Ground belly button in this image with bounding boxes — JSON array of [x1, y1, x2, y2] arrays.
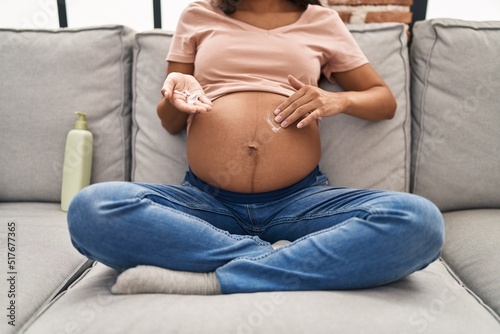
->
[[244, 141, 259, 152]]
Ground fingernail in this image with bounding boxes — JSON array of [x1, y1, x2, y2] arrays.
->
[[274, 108, 280, 115], [297, 121, 304, 129], [275, 115, 282, 123], [281, 121, 288, 128]]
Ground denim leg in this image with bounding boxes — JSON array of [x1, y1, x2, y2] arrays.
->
[[67, 181, 273, 272], [216, 187, 445, 293]]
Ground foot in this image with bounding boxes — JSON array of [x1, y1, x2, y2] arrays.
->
[[111, 265, 221, 295]]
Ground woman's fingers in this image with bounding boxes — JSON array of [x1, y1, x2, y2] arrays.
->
[[275, 94, 319, 128], [274, 75, 305, 115], [161, 72, 186, 98], [172, 90, 212, 114], [297, 110, 320, 129], [288, 74, 305, 90], [161, 73, 212, 114], [273, 75, 321, 128]]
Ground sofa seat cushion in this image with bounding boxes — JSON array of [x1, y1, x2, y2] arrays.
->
[[0, 25, 135, 202], [0, 203, 93, 334], [441, 209, 500, 316], [21, 260, 500, 334], [132, 23, 411, 192], [410, 19, 500, 211]]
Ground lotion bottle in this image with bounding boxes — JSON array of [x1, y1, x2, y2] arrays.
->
[[61, 112, 93, 211]]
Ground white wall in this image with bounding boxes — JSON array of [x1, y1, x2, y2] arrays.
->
[[163, 0, 193, 32], [0, 0, 194, 31], [66, 0, 153, 31], [0, 0, 60, 29], [0, 0, 498, 31], [427, 0, 500, 21]]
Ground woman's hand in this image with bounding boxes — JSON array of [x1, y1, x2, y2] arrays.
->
[[274, 65, 397, 129], [274, 75, 347, 129], [161, 72, 212, 114]]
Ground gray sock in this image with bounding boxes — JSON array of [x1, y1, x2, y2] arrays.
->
[[111, 265, 221, 295]]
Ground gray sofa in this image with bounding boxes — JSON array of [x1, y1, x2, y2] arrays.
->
[[1, 18, 499, 334]]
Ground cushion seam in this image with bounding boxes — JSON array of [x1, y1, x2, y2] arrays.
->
[[17, 259, 95, 333], [411, 23, 439, 195], [130, 34, 141, 182], [439, 258, 500, 324]]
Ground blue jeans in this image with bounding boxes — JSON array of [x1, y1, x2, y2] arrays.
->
[[67, 168, 444, 294]]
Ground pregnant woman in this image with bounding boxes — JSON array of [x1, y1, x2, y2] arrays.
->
[[67, 0, 444, 295]]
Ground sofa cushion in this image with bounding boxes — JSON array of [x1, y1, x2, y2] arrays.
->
[[131, 31, 188, 184], [411, 19, 500, 211], [319, 23, 411, 191], [0, 25, 135, 202], [21, 260, 500, 334], [0, 203, 93, 334], [132, 23, 411, 192], [441, 209, 500, 316]]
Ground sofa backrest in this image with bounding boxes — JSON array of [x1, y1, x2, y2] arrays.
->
[[131, 31, 188, 185], [411, 19, 500, 212], [319, 23, 411, 192], [132, 23, 411, 192], [0, 25, 135, 202]]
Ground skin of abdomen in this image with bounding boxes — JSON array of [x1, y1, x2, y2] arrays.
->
[[186, 92, 321, 193]]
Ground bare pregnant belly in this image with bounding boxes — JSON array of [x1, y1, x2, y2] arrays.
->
[[187, 92, 321, 193]]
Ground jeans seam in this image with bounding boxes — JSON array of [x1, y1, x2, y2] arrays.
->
[[268, 206, 375, 226], [138, 189, 231, 215], [233, 218, 357, 262], [138, 187, 263, 235], [143, 198, 268, 245]]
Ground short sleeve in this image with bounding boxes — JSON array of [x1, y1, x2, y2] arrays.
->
[[321, 11, 369, 80], [166, 4, 199, 63]]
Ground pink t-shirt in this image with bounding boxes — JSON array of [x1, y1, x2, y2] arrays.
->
[[167, 0, 369, 101]]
